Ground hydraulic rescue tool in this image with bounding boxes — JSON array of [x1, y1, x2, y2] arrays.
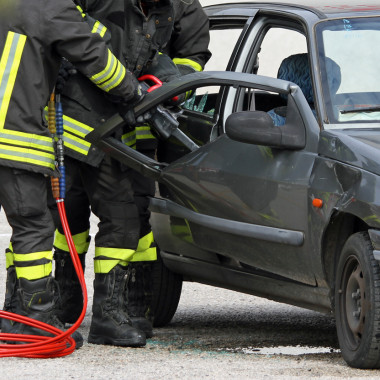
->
[[0, 92, 86, 358], [85, 75, 199, 179], [138, 75, 199, 149]]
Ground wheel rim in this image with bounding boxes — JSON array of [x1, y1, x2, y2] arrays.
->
[[340, 255, 369, 350]]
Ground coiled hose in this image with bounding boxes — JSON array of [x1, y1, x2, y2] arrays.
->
[[0, 93, 87, 358]]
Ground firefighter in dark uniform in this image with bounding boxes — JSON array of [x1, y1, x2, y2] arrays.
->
[[50, 2, 151, 348], [124, 0, 211, 339], [48, 0, 211, 341], [0, 0, 144, 346]]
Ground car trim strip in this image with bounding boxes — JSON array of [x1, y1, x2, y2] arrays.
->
[[150, 198, 304, 246]]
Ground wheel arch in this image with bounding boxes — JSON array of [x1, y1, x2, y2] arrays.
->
[[321, 211, 368, 310]]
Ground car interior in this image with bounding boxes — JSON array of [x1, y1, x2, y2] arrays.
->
[[267, 53, 315, 126], [157, 19, 316, 164]]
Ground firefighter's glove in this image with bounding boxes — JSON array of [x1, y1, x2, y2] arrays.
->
[[147, 54, 186, 107], [55, 59, 77, 94], [117, 81, 147, 127], [135, 111, 153, 125]]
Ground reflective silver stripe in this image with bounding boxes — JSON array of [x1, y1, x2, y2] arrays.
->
[[62, 117, 92, 137], [91, 50, 116, 85], [121, 131, 136, 147], [63, 131, 90, 156], [136, 126, 155, 140], [43, 108, 93, 156], [0, 144, 55, 168], [61, 117, 92, 155], [0, 131, 54, 152], [102, 61, 126, 92], [43, 108, 93, 138], [92, 21, 107, 37], [91, 50, 126, 92]]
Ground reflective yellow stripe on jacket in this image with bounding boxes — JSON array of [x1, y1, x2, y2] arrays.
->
[[92, 21, 107, 37], [41, 16, 108, 158], [121, 129, 137, 149], [0, 32, 26, 128], [58, 114, 93, 156], [87, 12, 125, 93], [76, 5, 86, 17], [0, 32, 55, 170], [90, 49, 126, 92], [121, 125, 155, 149], [0, 130, 55, 167], [43, 108, 92, 156], [87, 20, 124, 91], [78, 6, 108, 37], [172, 58, 203, 73]]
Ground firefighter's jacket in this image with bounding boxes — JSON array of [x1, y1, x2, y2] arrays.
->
[[163, 0, 212, 75], [82, 0, 211, 76], [57, 0, 129, 166], [123, 0, 211, 77], [0, 0, 139, 176], [58, 0, 211, 166]]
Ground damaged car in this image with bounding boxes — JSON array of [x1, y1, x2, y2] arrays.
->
[[87, 0, 380, 369]]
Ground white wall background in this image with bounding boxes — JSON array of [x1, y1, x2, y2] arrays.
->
[[198, 0, 307, 76]]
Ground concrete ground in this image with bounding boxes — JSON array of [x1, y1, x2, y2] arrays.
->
[[0, 212, 380, 379]]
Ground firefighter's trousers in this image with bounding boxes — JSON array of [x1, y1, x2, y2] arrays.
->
[[0, 166, 54, 280], [50, 156, 140, 274]]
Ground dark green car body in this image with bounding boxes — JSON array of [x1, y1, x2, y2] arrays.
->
[[88, 1, 380, 368]]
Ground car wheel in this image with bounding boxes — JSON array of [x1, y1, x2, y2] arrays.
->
[[335, 231, 380, 368], [152, 251, 183, 327]]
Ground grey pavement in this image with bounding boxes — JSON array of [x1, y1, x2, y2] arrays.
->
[[1, 212, 380, 379]]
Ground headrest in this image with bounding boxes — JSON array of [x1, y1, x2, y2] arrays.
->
[[324, 56, 341, 95], [277, 53, 314, 104]]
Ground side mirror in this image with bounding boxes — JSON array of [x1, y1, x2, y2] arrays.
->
[[226, 97, 306, 150], [226, 111, 282, 146]]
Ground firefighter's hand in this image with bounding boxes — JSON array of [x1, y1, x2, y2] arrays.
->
[[135, 111, 153, 125], [119, 107, 138, 127], [55, 59, 77, 94], [117, 82, 147, 126]]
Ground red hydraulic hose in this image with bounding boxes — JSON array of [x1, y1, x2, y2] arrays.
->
[[0, 200, 87, 358], [0, 93, 87, 358]]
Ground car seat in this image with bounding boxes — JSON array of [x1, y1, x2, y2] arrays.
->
[[267, 53, 314, 126]]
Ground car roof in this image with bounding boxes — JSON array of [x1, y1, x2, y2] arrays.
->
[[204, 1, 380, 19]]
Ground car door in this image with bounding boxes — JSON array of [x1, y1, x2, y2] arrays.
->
[[87, 69, 319, 286], [87, 8, 322, 286], [156, 10, 322, 286], [171, 7, 322, 286]]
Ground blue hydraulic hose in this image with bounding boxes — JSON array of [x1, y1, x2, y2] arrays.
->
[[55, 94, 66, 199]]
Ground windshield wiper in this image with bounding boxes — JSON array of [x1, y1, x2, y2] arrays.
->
[[340, 106, 380, 114]]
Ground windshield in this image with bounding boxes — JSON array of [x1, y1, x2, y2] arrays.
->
[[316, 17, 380, 128]]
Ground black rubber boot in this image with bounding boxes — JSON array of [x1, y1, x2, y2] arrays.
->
[[3, 265, 18, 312], [1, 276, 83, 349], [88, 265, 146, 347], [127, 262, 154, 338], [54, 248, 86, 324], [1, 265, 19, 332]]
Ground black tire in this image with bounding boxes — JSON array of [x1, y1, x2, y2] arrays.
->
[[152, 251, 183, 327], [335, 231, 380, 368]]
